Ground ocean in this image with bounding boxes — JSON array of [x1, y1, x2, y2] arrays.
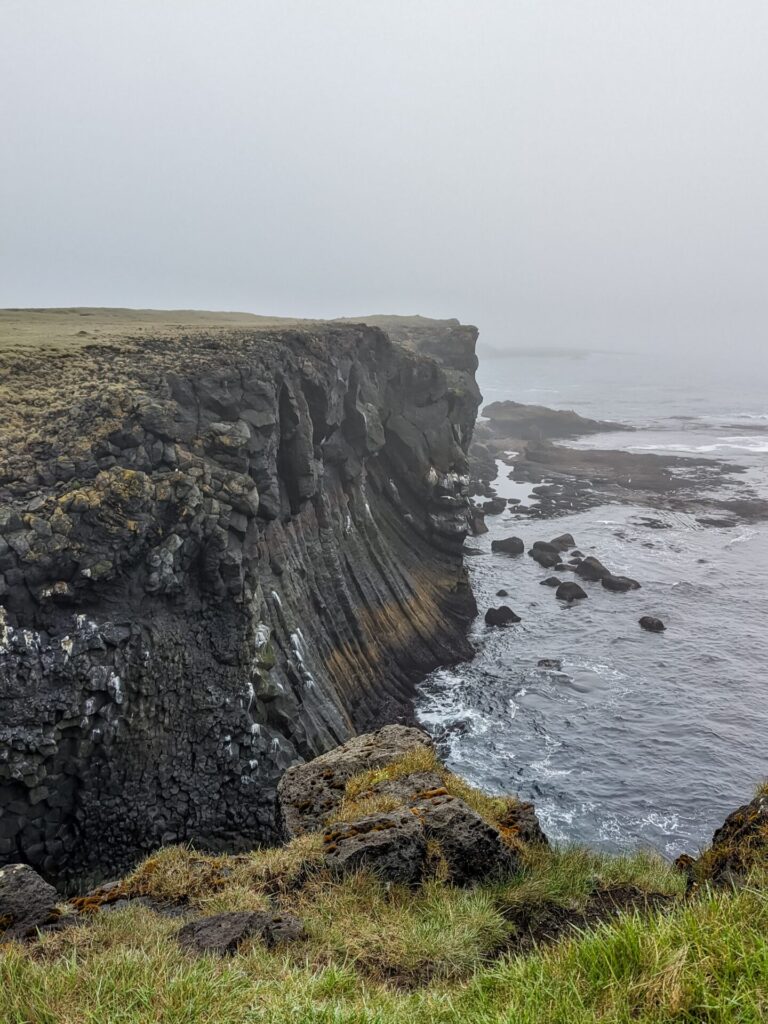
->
[[415, 347, 768, 857]]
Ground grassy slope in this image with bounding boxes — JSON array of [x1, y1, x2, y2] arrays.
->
[[3, 759, 767, 1023]]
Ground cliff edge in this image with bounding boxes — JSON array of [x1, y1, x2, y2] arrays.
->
[[0, 309, 480, 882]]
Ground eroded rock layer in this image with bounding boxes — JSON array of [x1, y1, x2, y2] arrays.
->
[[0, 315, 480, 882]]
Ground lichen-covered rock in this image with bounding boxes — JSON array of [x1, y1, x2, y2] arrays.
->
[[0, 315, 480, 882], [0, 863, 59, 938], [277, 725, 433, 839], [177, 909, 306, 955], [410, 793, 519, 885], [322, 811, 428, 885], [678, 791, 768, 890]]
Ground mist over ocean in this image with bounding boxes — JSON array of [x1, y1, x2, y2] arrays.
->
[[417, 347, 768, 856]]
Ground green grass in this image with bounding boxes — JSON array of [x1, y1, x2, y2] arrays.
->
[[2, 768, 766, 1022]]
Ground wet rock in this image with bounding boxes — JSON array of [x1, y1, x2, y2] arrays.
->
[[555, 563, 570, 572], [277, 725, 433, 839], [540, 576, 562, 587], [496, 589, 509, 597], [491, 536, 524, 555], [323, 811, 428, 885], [537, 658, 562, 670], [575, 556, 611, 582], [411, 793, 519, 885], [177, 910, 306, 955], [639, 616, 666, 633], [484, 606, 521, 626], [481, 497, 506, 516], [550, 533, 576, 551], [0, 863, 59, 939], [556, 582, 588, 602], [530, 548, 561, 569], [571, 550, 585, 558], [602, 574, 641, 593]]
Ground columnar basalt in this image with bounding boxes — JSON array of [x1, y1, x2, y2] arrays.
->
[[0, 313, 480, 883]]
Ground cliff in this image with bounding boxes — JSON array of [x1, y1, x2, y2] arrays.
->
[[0, 309, 480, 883]]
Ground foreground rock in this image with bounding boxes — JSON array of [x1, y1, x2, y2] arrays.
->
[[177, 910, 306, 955], [678, 789, 768, 890], [575, 556, 611, 582], [323, 811, 428, 885], [485, 606, 521, 626], [0, 863, 59, 939], [278, 725, 432, 839]]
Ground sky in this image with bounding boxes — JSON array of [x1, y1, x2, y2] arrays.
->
[[2, 0, 767, 353]]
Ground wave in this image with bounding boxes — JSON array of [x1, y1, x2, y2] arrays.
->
[[627, 438, 768, 454]]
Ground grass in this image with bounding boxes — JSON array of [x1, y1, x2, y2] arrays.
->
[[2, 771, 767, 1022]]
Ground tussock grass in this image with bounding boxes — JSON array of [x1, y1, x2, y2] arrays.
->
[[338, 746, 522, 832], [3, 868, 768, 1022]]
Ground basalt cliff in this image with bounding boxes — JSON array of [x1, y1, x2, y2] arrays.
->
[[0, 310, 480, 883]]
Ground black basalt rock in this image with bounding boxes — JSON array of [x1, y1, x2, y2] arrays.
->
[[556, 582, 588, 602], [640, 616, 666, 633], [485, 606, 522, 626], [491, 536, 525, 555], [602, 574, 641, 593]]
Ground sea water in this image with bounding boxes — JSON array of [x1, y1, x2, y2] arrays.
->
[[416, 348, 768, 856]]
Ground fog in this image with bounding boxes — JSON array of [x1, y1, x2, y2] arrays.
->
[[2, 0, 767, 354]]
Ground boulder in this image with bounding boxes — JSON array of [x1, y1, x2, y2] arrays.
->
[[602, 575, 641, 593], [532, 541, 560, 555], [277, 725, 433, 839], [556, 581, 588, 602], [491, 536, 524, 555], [323, 811, 428, 885], [550, 533, 576, 551], [0, 863, 59, 939], [555, 563, 570, 572], [540, 576, 562, 587], [678, 791, 768, 890], [639, 616, 665, 633], [575, 556, 611, 582], [177, 910, 306, 955], [571, 550, 585, 558], [410, 794, 518, 884], [482, 497, 506, 516], [530, 549, 561, 569], [485, 606, 521, 626], [537, 658, 562, 670], [496, 589, 509, 597]]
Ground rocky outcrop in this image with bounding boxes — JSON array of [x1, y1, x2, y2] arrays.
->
[[481, 400, 630, 440], [0, 315, 481, 883]]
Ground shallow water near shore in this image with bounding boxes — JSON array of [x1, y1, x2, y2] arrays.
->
[[416, 349, 768, 856]]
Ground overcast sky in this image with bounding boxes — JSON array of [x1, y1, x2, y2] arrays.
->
[[2, 1, 766, 352]]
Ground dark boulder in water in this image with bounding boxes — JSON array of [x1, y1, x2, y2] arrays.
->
[[485, 606, 521, 626], [532, 541, 560, 555], [530, 547, 561, 569], [468, 508, 488, 535], [571, 550, 585, 558], [550, 533, 576, 551], [602, 574, 641, 593], [496, 589, 509, 597], [540, 576, 562, 587], [640, 616, 666, 633], [538, 658, 562, 670], [575, 556, 611, 582], [555, 562, 570, 572], [556, 581, 588, 602], [482, 497, 506, 516], [491, 536, 525, 555]]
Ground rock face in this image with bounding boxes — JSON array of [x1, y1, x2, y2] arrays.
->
[[0, 315, 481, 882]]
